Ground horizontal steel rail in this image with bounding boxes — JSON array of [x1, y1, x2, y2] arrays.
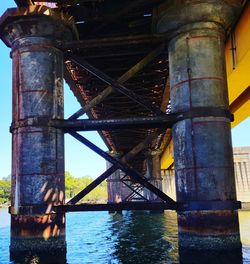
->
[[9, 200, 241, 215]]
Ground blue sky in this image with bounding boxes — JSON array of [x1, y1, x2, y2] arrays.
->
[[0, 2, 249, 179]]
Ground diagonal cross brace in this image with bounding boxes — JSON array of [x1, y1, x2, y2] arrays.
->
[[67, 44, 165, 120], [122, 182, 148, 202], [69, 131, 176, 208], [67, 44, 165, 119], [67, 130, 162, 205], [66, 54, 164, 115], [67, 165, 118, 205]]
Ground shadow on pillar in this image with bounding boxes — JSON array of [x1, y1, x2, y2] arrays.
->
[[10, 214, 67, 264], [0, 5, 77, 261]]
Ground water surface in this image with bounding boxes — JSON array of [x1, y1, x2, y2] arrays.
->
[[0, 208, 250, 263]]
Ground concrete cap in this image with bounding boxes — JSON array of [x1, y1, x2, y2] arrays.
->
[[0, 5, 78, 47], [156, 0, 243, 34]]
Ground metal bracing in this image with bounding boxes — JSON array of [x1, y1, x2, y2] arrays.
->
[[63, 53, 234, 211], [56, 115, 173, 131], [67, 166, 118, 205], [66, 54, 164, 115], [67, 44, 165, 120], [47, 107, 233, 132], [9, 199, 241, 215], [59, 7, 184, 211], [65, 35, 165, 50], [69, 131, 176, 207], [122, 182, 148, 202], [89, 0, 160, 35], [67, 130, 162, 205], [119, 174, 148, 202]]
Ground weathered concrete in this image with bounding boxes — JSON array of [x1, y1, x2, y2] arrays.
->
[[0, 5, 77, 256], [233, 146, 250, 202], [156, 0, 243, 259], [107, 151, 131, 204], [144, 149, 163, 202], [161, 168, 176, 201]]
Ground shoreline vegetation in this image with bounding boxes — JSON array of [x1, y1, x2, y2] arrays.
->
[[0, 172, 107, 207]]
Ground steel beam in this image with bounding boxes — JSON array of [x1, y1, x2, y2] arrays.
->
[[68, 44, 165, 120], [230, 85, 250, 114], [69, 131, 177, 207], [66, 55, 163, 115], [122, 181, 148, 202], [67, 130, 162, 205], [59, 202, 175, 212], [67, 166, 118, 205], [57, 115, 174, 131], [10, 107, 233, 132], [91, 0, 157, 34], [64, 67, 113, 149], [65, 35, 165, 50]]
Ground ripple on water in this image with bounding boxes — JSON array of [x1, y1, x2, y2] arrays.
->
[[1, 209, 250, 263]]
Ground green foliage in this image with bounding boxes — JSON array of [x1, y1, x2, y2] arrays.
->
[[65, 171, 107, 203], [0, 172, 107, 205], [0, 178, 11, 205]]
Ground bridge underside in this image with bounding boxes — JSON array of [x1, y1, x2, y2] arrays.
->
[[15, 0, 175, 205], [0, 0, 248, 261]]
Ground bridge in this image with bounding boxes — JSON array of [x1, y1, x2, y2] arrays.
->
[[0, 0, 249, 262]]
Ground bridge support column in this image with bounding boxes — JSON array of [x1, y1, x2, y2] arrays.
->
[[0, 6, 76, 259], [156, 0, 242, 261], [144, 149, 163, 202], [107, 152, 123, 204], [107, 151, 130, 205]]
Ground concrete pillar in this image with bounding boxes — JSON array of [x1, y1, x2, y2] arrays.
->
[[156, 0, 242, 261], [0, 6, 77, 258], [161, 169, 176, 201], [107, 151, 130, 204], [144, 149, 163, 201]]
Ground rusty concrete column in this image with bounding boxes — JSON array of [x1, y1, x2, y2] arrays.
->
[[156, 0, 243, 261], [107, 151, 130, 205], [107, 151, 123, 204], [0, 6, 77, 258], [144, 149, 163, 202]]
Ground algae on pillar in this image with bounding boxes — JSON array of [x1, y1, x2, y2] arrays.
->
[[0, 5, 77, 260], [156, 0, 243, 262]]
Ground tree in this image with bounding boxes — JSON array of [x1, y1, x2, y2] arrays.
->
[[0, 172, 108, 205], [0, 178, 11, 205], [65, 171, 107, 203]]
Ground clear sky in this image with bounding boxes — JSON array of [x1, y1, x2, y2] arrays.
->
[[0, 2, 249, 179]]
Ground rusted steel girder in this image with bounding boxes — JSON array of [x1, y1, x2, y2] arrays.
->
[[67, 130, 162, 205], [69, 131, 177, 207], [0, 6, 77, 256], [10, 107, 233, 132], [65, 34, 165, 50], [67, 44, 165, 120], [66, 54, 164, 115]]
